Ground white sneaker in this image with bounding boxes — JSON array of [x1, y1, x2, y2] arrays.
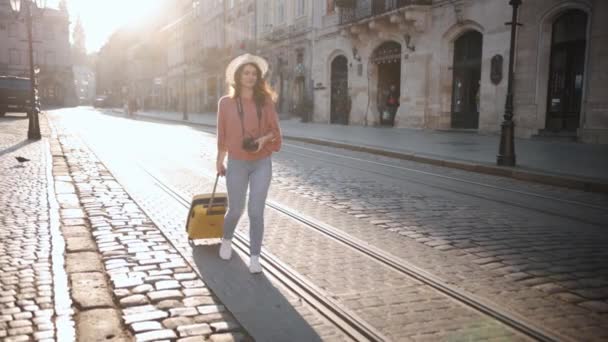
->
[[219, 239, 232, 260], [249, 255, 263, 274]]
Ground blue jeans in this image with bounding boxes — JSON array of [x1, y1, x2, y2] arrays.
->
[[223, 157, 272, 255]]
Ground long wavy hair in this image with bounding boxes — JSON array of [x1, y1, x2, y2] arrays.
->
[[229, 63, 277, 106]]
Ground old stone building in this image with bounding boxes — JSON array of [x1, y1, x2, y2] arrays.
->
[[256, 0, 315, 118], [0, 0, 75, 106], [312, 0, 607, 143]]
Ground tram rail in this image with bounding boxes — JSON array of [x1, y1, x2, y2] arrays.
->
[[147, 168, 386, 342], [193, 125, 606, 227], [143, 167, 568, 342]]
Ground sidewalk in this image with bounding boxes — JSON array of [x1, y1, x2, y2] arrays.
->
[[116, 108, 608, 193]]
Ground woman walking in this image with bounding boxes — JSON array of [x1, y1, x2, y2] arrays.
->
[[216, 54, 282, 273]]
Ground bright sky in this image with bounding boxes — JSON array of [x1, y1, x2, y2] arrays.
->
[[48, 0, 165, 53]]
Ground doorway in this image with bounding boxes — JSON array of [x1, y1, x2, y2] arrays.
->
[[373, 41, 402, 126], [546, 10, 587, 131], [451, 31, 482, 129], [330, 55, 349, 124]]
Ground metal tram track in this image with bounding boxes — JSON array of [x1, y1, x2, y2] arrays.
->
[[143, 167, 567, 342], [190, 126, 606, 227], [144, 167, 386, 342], [190, 126, 602, 209]]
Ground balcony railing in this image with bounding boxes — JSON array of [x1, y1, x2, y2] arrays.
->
[[339, 0, 431, 25]]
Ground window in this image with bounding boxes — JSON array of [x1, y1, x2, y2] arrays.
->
[[45, 51, 56, 65], [249, 13, 255, 40], [296, 0, 305, 17], [229, 0, 234, 8], [277, 0, 285, 24], [45, 24, 55, 39], [9, 49, 20, 65], [8, 23, 18, 37], [262, 1, 270, 31]]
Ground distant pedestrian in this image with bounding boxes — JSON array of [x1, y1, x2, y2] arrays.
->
[[384, 84, 400, 126], [128, 97, 137, 116], [216, 53, 282, 273]]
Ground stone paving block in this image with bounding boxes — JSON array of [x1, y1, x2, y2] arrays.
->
[[134, 329, 177, 342], [65, 252, 103, 273], [131, 321, 163, 333], [209, 333, 247, 342], [162, 316, 194, 330], [55, 181, 76, 194], [113, 277, 144, 289], [123, 310, 169, 324], [8, 326, 34, 335], [120, 295, 149, 307], [210, 321, 241, 334], [155, 280, 180, 291], [169, 307, 198, 317], [197, 305, 226, 315], [61, 226, 91, 237], [70, 272, 114, 309], [65, 236, 97, 252], [132, 284, 154, 294], [177, 337, 206, 342], [184, 296, 215, 307], [156, 300, 184, 310], [8, 320, 31, 328], [177, 323, 212, 337], [4, 336, 30, 342], [148, 290, 184, 303], [183, 288, 211, 297], [33, 329, 55, 339]]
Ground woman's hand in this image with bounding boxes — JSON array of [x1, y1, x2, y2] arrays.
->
[[254, 134, 273, 153], [216, 159, 226, 176], [216, 150, 227, 176]]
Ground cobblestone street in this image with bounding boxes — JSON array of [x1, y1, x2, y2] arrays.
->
[[49, 108, 608, 340], [2, 107, 608, 341], [0, 116, 73, 341]]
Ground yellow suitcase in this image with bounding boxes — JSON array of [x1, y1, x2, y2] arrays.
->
[[186, 175, 227, 240]]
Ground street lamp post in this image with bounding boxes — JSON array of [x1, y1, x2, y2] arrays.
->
[[10, 0, 46, 140], [497, 0, 521, 166]]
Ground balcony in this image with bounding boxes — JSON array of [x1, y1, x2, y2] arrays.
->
[[339, 0, 431, 25]]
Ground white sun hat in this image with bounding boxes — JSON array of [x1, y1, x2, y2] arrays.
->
[[225, 53, 269, 86]]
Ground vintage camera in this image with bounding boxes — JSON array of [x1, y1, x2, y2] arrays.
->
[[242, 137, 259, 152]]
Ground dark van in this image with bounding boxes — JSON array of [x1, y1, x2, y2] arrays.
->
[[0, 76, 35, 117]]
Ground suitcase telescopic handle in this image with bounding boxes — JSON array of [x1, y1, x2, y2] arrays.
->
[[207, 174, 220, 210]]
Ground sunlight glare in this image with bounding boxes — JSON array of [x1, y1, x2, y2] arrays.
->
[[48, 0, 165, 53]]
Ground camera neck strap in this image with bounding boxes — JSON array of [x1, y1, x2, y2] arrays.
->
[[235, 96, 262, 138]]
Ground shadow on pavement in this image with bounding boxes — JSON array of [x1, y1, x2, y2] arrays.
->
[[0, 114, 28, 121], [192, 244, 322, 342], [0, 139, 34, 158]]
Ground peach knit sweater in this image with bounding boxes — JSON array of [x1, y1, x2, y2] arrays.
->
[[216, 95, 282, 160]]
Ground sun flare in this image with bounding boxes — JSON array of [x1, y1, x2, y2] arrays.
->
[[49, 0, 165, 53]]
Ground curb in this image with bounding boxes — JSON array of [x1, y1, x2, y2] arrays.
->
[[284, 136, 608, 194], [109, 109, 608, 194]]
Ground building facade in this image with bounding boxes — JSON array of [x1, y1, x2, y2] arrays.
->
[[72, 18, 95, 105], [256, 0, 315, 118], [0, 0, 75, 107], [312, 0, 607, 143]]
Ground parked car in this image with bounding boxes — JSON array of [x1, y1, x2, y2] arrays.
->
[[93, 95, 109, 108], [0, 76, 37, 117]]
